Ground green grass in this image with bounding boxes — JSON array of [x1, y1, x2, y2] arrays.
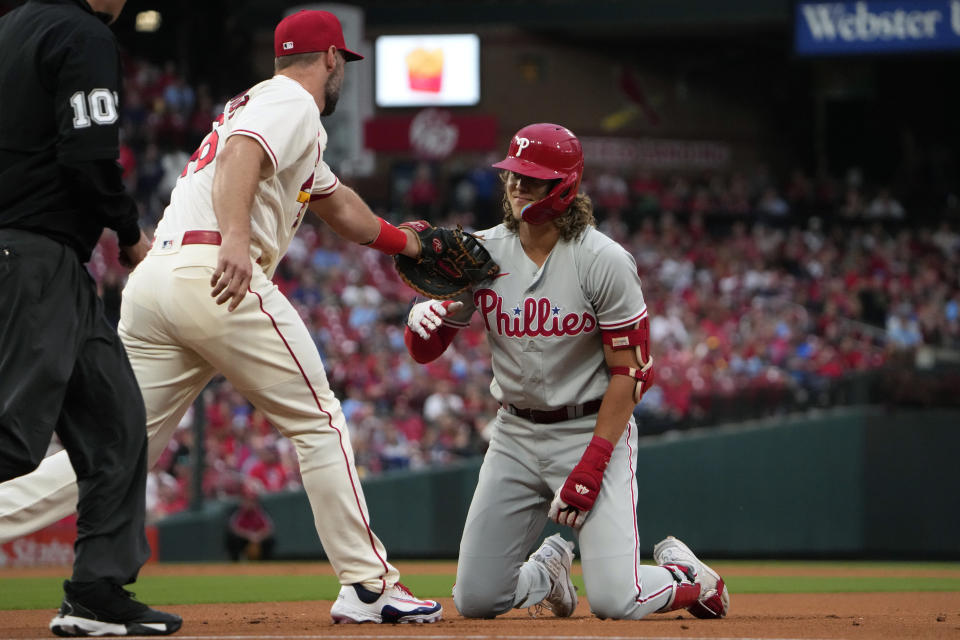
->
[[724, 575, 960, 593], [0, 574, 453, 610], [720, 559, 960, 571], [1, 565, 958, 610]]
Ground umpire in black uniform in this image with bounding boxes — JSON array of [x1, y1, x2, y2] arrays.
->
[[0, 0, 180, 636]]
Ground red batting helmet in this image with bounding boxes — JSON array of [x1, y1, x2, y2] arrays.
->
[[492, 123, 584, 225]]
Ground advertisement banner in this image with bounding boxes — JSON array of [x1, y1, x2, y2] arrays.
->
[[0, 516, 159, 567], [364, 109, 498, 159], [795, 1, 960, 55]]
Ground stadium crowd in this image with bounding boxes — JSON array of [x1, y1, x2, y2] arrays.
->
[[81, 58, 959, 521]]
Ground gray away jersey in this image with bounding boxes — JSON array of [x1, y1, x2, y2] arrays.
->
[[444, 224, 647, 410]]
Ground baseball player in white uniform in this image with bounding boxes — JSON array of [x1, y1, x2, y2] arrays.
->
[[0, 10, 441, 624], [404, 124, 730, 620]]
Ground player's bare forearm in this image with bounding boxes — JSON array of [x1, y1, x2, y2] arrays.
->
[[309, 186, 374, 242], [212, 136, 266, 243], [210, 135, 267, 310], [592, 375, 639, 445], [309, 186, 419, 257], [592, 343, 645, 445]]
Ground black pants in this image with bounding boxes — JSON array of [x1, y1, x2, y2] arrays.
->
[[0, 229, 149, 584]]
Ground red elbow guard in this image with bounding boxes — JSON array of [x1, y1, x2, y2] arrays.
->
[[603, 315, 654, 402]]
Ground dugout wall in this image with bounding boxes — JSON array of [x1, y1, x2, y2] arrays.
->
[[156, 406, 960, 561]]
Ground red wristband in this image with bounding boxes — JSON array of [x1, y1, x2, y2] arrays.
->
[[559, 436, 614, 512], [583, 436, 614, 470], [365, 217, 408, 255]]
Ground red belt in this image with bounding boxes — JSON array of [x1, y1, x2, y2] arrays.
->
[[182, 230, 222, 245], [504, 398, 603, 424], [180, 230, 263, 264]]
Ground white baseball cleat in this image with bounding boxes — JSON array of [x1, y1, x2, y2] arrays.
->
[[653, 535, 730, 618], [330, 582, 442, 624], [527, 533, 578, 617]]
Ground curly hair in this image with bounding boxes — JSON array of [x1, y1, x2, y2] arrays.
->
[[500, 175, 596, 241]]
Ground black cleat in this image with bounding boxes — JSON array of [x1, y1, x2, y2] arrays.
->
[[49, 579, 182, 636]]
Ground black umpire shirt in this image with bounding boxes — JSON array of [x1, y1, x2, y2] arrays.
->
[[0, 0, 141, 263]]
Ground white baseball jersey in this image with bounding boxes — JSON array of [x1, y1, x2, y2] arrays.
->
[[445, 224, 647, 409], [154, 75, 338, 278], [450, 224, 679, 620]]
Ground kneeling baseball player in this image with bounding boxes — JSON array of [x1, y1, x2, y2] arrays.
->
[[401, 123, 730, 620]]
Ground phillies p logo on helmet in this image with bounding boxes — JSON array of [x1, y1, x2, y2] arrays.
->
[[515, 136, 530, 157]]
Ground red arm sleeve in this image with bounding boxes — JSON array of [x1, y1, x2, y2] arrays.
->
[[404, 324, 459, 364]]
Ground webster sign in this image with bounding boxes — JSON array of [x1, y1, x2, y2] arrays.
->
[[795, 1, 960, 54]]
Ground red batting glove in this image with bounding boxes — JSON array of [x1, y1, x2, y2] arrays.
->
[[548, 436, 614, 529]]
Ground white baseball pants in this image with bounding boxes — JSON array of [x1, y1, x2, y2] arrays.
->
[[454, 411, 676, 619], [0, 243, 398, 591]]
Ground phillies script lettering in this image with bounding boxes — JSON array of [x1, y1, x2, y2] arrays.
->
[[474, 289, 596, 337]]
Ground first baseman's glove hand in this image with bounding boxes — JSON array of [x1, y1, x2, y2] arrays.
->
[[548, 436, 615, 529], [394, 221, 499, 299], [407, 300, 464, 340]]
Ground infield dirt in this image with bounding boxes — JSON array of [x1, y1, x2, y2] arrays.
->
[[2, 561, 958, 639]]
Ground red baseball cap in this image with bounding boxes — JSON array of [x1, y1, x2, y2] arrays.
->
[[274, 10, 363, 61]]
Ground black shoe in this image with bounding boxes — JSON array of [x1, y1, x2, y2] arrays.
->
[[49, 579, 182, 636]]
